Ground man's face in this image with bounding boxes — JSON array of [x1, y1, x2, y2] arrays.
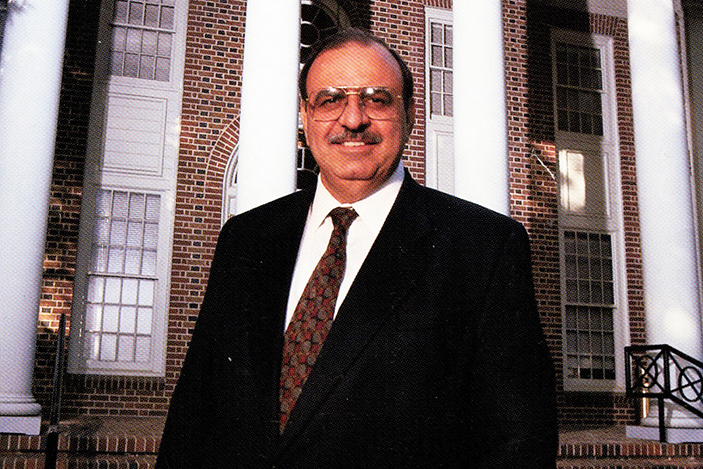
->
[[301, 42, 414, 203]]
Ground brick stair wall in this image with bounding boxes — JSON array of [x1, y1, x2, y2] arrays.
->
[[3, 422, 703, 469], [558, 439, 703, 468]]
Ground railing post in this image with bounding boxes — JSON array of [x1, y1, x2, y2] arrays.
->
[[658, 396, 666, 443]]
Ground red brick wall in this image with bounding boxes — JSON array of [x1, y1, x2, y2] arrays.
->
[[164, 0, 248, 401], [35, 0, 100, 416], [522, 3, 643, 425], [39, 0, 644, 426]]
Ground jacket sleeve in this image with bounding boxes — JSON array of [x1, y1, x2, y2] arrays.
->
[[156, 223, 235, 469], [469, 222, 558, 468]]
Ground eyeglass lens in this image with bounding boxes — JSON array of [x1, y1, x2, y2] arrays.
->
[[309, 87, 398, 121]]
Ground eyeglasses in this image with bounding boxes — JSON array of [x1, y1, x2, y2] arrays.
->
[[305, 86, 403, 122]]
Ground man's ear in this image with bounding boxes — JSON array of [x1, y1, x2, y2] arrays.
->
[[405, 98, 416, 135], [300, 99, 309, 130]]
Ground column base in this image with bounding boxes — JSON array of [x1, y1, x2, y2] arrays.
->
[[0, 415, 41, 435], [626, 424, 703, 443]]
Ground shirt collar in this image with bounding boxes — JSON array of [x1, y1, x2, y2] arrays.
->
[[309, 162, 405, 232]]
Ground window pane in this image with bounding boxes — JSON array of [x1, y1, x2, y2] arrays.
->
[[431, 23, 442, 43], [84, 332, 100, 360], [92, 246, 109, 272], [431, 93, 441, 115], [110, 220, 127, 245], [114, 1, 129, 22], [124, 53, 140, 77], [112, 191, 129, 217], [144, 3, 159, 27], [142, 250, 157, 275], [139, 280, 155, 305], [86, 304, 103, 332], [431, 45, 443, 67], [444, 71, 453, 93], [146, 194, 160, 220], [127, 222, 144, 247], [155, 57, 171, 81], [129, 1, 144, 25], [444, 95, 453, 117], [87, 276, 105, 303], [101, 334, 117, 361], [104, 277, 122, 303], [140, 54, 156, 80], [144, 222, 159, 248], [118, 336, 135, 362], [120, 306, 137, 332], [136, 336, 151, 362], [430, 69, 441, 94], [108, 247, 125, 272], [122, 278, 139, 304], [125, 247, 142, 274], [160, 5, 174, 29], [137, 307, 153, 334], [112, 26, 127, 52], [157, 32, 172, 56], [142, 30, 158, 55], [111, 51, 124, 76], [103, 305, 120, 332]]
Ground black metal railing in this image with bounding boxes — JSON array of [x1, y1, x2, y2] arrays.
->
[[625, 344, 703, 442], [45, 312, 67, 469]]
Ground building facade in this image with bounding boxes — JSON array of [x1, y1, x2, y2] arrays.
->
[[2, 0, 703, 447]]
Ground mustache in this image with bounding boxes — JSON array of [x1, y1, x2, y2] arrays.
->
[[327, 130, 382, 145]]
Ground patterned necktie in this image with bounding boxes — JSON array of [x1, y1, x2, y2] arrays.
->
[[279, 207, 358, 433]]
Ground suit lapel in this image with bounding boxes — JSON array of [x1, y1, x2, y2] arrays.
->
[[277, 175, 433, 450]]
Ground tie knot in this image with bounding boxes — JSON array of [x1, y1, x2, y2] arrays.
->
[[329, 207, 358, 232]]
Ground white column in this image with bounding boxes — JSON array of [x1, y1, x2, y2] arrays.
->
[[627, 0, 703, 437], [235, 1, 300, 214], [452, 0, 509, 215], [0, 0, 70, 435], [687, 6, 703, 264]]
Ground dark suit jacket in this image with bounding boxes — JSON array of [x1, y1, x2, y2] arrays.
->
[[157, 173, 557, 468]]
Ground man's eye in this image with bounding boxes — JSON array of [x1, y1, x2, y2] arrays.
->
[[363, 90, 393, 107], [315, 92, 345, 108]]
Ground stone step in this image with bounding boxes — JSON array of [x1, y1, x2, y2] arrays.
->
[[0, 453, 155, 469], [557, 458, 703, 469]]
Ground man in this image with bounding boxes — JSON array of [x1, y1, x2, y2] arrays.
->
[[158, 28, 557, 468]]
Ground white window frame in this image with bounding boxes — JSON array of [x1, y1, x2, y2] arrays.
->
[[553, 29, 630, 393], [424, 6, 454, 193], [68, 0, 189, 376]]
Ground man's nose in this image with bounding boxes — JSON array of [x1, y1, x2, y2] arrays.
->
[[337, 95, 371, 130]]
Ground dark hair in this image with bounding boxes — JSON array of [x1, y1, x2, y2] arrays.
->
[[298, 28, 414, 111]]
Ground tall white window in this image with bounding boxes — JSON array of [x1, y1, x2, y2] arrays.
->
[[553, 30, 628, 392], [110, 0, 175, 81], [83, 190, 160, 365], [424, 7, 454, 193], [69, 0, 187, 376]]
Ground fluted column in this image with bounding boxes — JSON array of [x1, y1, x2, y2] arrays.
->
[[0, 0, 70, 435], [626, 0, 703, 441], [452, 0, 509, 215], [235, 1, 300, 214]]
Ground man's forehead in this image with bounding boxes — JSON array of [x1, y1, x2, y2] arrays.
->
[[306, 42, 403, 91]]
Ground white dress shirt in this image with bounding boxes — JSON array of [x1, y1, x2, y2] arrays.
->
[[284, 162, 405, 329]]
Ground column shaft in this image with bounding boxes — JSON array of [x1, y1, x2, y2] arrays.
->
[[235, 1, 300, 214], [628, 0, 703, 433], [0, 0, 70, 435], [452, 0, 509, 215]]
